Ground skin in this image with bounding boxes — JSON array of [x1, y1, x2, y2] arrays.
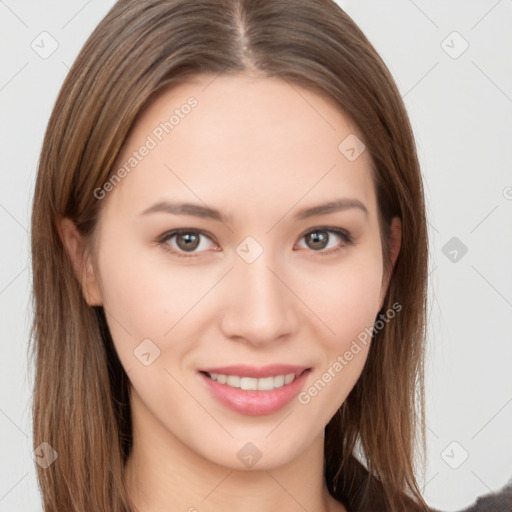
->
[[60, 73, 401, 512]]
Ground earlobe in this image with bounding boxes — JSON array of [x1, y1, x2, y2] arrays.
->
[[57, 217, 103, 306], [378, 216, 402, 311]]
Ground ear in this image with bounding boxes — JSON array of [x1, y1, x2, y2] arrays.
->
[[378, 216, 401, 311], [57, 217, 103, 306]]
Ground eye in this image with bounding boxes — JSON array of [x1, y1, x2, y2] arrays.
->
[[156, 226, 353, 258], [296, 227, 353, 254], [157, 229, 218, 257]]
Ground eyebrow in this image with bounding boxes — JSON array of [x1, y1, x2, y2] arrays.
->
[[295, 198, 368, 219], [140, 198, 368, 222]]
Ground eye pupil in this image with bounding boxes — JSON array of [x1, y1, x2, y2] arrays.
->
[[306, 231, 328, 250], [176, 232, 200, 251]]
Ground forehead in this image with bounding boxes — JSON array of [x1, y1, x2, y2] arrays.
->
[[104, 73, 377, 223]]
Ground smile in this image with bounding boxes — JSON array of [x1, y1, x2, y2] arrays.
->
[[205, 372, 297, 390], [198, 365, 312, 416]]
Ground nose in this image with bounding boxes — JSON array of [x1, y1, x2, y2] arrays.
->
[[219, 252, 298, 346]]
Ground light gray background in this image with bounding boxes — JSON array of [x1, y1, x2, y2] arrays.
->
[[1, 1, 511, 510]]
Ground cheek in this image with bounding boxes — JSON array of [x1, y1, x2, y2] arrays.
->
[[293, 251, 383, 349], [294, 254, 383, 423], [96, 236, 213, 340]]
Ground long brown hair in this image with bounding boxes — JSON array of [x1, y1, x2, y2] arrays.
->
[[30, 1, 429, 510]]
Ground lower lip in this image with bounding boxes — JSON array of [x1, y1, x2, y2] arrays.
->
[[199, 370, 311, 416]]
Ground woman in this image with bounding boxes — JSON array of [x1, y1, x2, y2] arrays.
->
[[29, 0, 475, 510]]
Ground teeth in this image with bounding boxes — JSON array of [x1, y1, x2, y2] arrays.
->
[[208, 372, 297, 390], [226, 375, 240, 388], [273, 375, 285, 388], [284, 373, 295, 385]]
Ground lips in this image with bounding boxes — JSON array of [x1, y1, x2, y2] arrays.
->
[[198, 364, 312, 416]]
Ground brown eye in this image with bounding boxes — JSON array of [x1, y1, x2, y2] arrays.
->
[[158, 229, 217, 256], [297, 228, 353, 253], [175, 232, 201, 251], [304, 230, 330, 250]]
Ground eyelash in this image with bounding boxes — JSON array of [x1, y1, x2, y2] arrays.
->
[[155, 227, 354, 258]]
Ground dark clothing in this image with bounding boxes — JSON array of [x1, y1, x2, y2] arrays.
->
[[431, 479, 512, 512]]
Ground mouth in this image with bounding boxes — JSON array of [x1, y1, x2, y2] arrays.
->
[[200, 370, 306, 390], [198, 365, 312, 416]]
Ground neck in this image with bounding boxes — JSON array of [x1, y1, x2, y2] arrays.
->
[[124, 391, 346, 512]]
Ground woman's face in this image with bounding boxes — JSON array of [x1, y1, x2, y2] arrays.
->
[[79, 73, 400, 469]]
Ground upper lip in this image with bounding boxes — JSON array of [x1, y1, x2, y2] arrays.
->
[[199, 364, 311, 378]]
